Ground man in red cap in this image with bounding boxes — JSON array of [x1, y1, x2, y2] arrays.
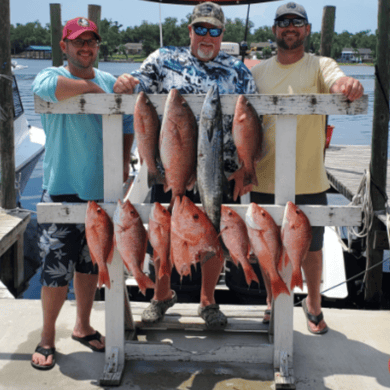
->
[[31, 17, 133, 370]]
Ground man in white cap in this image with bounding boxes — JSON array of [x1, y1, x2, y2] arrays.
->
[[250, 2, 364, 334], [114, 2, 257, 329]]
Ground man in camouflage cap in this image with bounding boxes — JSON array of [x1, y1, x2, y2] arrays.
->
[[114, 1, 256, 330]]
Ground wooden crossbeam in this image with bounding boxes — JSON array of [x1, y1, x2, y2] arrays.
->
[[34, 93, 368, 116], [37, 202, 362, 227]]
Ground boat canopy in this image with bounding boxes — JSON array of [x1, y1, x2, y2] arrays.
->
[[142, 0, 281, 5]]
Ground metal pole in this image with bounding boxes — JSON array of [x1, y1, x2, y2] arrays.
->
[[0, 0, 16, 209], [240, 4, 250, 63], [159, 4, 163, 48]]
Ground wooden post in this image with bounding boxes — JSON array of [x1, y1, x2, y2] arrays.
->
[[88, 4, 101, 68], [0, 0, 16, 210], [50, 3, 63, 67], [320, 6, 336, 57], [365, 0, 390, 304]]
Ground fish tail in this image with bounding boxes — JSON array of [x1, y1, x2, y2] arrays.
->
[[270, 273, 290, 300], [229, 168, 245, 201], [242, 263, 260, 287], [135, 272, 156, 296], [290, 268, 304, 290], [98, 266, 111, 289]]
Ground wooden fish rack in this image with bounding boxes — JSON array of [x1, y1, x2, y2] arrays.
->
[[35, 92, 367, 388]]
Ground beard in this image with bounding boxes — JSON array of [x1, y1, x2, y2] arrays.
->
[[196, 43, 216, 61], [276, 35, 305, 51]]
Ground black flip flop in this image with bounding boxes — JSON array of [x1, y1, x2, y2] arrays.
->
[[302, 298, 328, 335], [31, 345, 56, 370], [71, 331, 105, 352]]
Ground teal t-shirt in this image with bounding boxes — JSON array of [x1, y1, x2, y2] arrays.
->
[[32, 66, 133, 200]]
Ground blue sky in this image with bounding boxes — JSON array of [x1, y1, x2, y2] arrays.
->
[[11, 0, 379, 34]]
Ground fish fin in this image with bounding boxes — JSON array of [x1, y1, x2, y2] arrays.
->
[[270, 274, 290, 300], [241, 262, 260, 286], [106, 240, 114, 265], [135, 273, 156, 296], [290, 268, 303, 291], [98, 266, 111, 289], [89, 249, 98, 266], [186, 174, 197, 191], [147, 171, 166, 187]]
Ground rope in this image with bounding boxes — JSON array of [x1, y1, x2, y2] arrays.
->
[[294, 257, 389, 306]]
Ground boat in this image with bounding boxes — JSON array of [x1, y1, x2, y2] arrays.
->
[[3, 61, 46, 205]]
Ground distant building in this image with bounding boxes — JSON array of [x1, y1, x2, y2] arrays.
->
[[124, 43, 143, 55], [23, 46, 52, 59], [339, 48, 373, 63]]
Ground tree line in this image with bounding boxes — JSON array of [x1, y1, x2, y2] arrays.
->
[[10, 16, 378, 61]]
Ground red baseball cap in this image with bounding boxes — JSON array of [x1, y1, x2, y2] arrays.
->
[[62, 17, 101, 41]]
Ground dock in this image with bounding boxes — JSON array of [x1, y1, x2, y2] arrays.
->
[[0, 299, 389, 390], [325, 144, 390, 226], [0, 208, 31, 297]]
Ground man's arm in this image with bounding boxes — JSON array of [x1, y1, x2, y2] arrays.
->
[[330, 76, 364, 102], [113, 74, 140, 94], [55, 76, 106, 101]]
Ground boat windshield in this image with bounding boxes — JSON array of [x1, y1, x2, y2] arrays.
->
[[12, 75, 24, 120]]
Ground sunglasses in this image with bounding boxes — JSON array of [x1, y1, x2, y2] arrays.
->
[[193, 25, 223, 38], [67, 38, 100, 48], [275, 18, 308, 28]]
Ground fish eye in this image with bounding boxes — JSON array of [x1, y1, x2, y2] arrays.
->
[[193, 213, 199, 220]]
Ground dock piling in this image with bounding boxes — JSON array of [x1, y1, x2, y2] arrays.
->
[[88, 4, 101, 68], [365, 0, 390, 304], [0, 0, 16, 210], [50, 3, 63, 67]]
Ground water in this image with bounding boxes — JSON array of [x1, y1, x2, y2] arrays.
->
[[13, 59, 385, 298]]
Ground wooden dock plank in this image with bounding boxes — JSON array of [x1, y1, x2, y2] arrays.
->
[[325, 144, 390, 201]]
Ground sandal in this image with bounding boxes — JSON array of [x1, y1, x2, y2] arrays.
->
[[198, 304, 227, 330], [31, 345, 56, 370], [142, 290, 177, 323], [302, 298, 328, 335], [71, 330, 105, 352]]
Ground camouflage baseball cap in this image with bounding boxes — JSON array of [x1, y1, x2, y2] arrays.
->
[[275, 2, 308, 21], [190, 2, 225, 28]]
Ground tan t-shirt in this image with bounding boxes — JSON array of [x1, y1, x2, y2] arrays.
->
[[251, 53, 345, 194]]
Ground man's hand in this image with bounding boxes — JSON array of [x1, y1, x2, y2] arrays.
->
[[114, 74, 140, 94], [330, 76, 364, 102]]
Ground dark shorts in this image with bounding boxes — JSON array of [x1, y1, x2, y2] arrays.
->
[[38, 191, 98, 287], [250, 191, 328, 252]]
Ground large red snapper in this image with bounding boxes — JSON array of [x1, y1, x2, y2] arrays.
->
[[133, 91, 164, 187], [113, 199, 155, 295], [220, 205, 259, 287], [85, 201, 114, 289], [148, 202, 172, 279], [281, 201, 312, 290], [170, 196, 223, 279], [229, 95, 263, 201], [159, 89, 197, 210], [245, 203, 289, 299]]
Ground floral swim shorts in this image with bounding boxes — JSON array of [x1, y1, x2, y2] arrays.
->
[[38, 191, 98, 287]]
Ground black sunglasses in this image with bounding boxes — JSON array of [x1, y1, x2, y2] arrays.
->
[[275, 18, 308, 28], [193, 25, 223, 38]]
